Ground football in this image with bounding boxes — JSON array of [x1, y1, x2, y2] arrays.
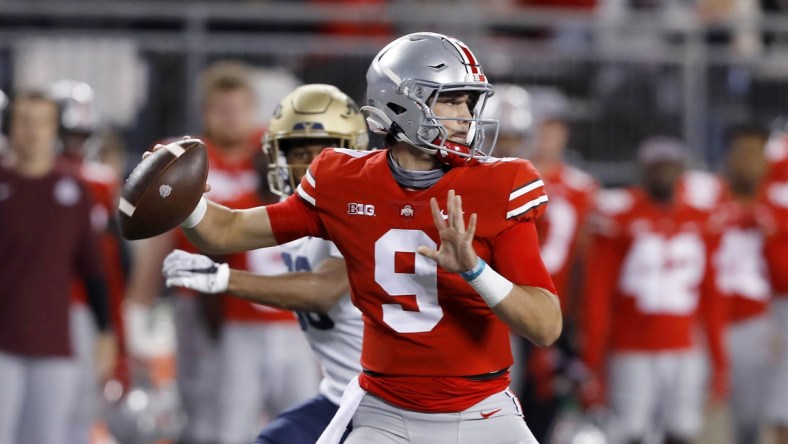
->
[[118, 138, 209, 240]]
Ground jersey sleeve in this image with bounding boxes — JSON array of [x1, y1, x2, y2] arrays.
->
[[580, 228, 628, 376], [506, 160, 548, 221], [266, 193, 328, 245], [492, 221, 556, 294], [267, 152, 334, 244]]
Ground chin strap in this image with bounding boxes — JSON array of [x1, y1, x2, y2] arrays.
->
[[362, 105, 482, 168], [434, 139, 481, 167]]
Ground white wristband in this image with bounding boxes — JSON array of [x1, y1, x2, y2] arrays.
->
[[461, 258, 514, 307], [180, 197, 208, 229]]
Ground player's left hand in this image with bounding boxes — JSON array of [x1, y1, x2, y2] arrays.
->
[[417, 189, 478, 273], [162, 249, 230, 294]]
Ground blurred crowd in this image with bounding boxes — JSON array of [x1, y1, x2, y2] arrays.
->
[[1, 30, 788, 444]]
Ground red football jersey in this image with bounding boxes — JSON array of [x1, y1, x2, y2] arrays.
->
[[537, 163, 597, 310], [267, 148, 556, 412], [582, 188, 725, 375], [708, 193, 772, 323]]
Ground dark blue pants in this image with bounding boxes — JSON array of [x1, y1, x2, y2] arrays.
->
[[254, 394, 350, 444]]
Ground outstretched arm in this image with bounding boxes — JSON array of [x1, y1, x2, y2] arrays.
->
[[417, 190, 562, 347], [162, 249, 349, 313], [181, 199, 278, 254]]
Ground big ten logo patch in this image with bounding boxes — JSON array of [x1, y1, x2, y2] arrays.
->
[[348, 203, 375, 216]]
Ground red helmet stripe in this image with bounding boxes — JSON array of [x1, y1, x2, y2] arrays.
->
[[458, 45, 480, 74], [446, 37, 482, 75]]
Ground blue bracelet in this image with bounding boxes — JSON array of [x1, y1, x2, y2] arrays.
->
[[460, 258, 486, 281]]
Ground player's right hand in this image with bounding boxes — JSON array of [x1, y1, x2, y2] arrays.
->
[[162, 249, 230, 293]]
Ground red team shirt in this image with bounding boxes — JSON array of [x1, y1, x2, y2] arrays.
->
[[267, 148, 556, 412], [708, 193, 772, 323], [679, 171, 773, 324], [582, 188, 726, 377], [537, 163, 597, 309]]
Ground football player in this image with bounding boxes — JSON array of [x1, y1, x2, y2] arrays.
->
[[580, 136, 727, 444], [163, 83, 367, 444], [153, 32, 561, 444], [49, 79, 129, 444], [709, 124, 772, 444]]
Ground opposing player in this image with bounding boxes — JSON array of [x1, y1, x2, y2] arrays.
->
[[163, 83, 366, 444], [152, 32, 561, 443]]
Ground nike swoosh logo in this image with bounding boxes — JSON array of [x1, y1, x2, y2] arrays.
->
[[480, 408, 502, 419]]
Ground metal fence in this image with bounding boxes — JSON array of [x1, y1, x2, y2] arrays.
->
[[2, 0, 788, 185]]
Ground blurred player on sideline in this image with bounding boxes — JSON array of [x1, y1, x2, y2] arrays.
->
[[0, 91, 115, 444], [580, 136, 727, 444], [149, 32, 561, 444], [487, 85, 598, 441], [125, 60, 318, 444], [49, 79, 130, 444], [707, 124, 772, 444], [163, 83, 367, 444]]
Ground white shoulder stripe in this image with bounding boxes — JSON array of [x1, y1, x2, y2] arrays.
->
[[333, 148, 376, 158], [305, 169, 316, 188], [509, 179, 544, 201], [506, 195, 548, 219], [296, 184, 316, 206]]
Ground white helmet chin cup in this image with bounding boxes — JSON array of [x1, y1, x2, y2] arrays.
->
[[365, 32, 499, 160]]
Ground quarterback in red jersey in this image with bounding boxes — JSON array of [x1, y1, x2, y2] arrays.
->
[[581, 136, 727, 444], [160, 32, 561, 444]]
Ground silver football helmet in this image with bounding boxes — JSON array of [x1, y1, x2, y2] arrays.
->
[[362, 32, 498, 166], [50, 79, 98, 135], [484, 83, 533, 138]]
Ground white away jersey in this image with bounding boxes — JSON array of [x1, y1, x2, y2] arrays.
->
[[279, 236, 363, 404]]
